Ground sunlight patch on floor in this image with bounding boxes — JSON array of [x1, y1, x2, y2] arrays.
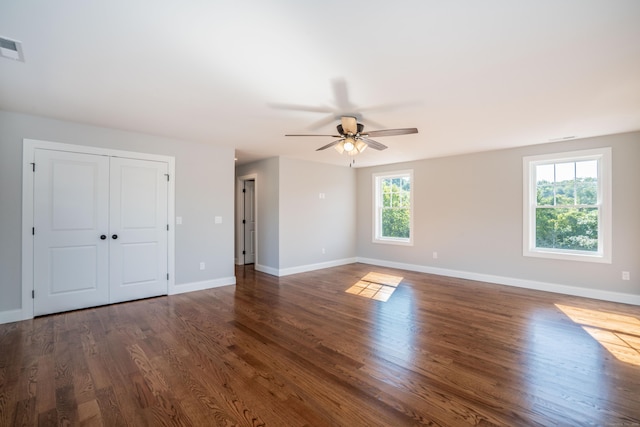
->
[[555, 304, 640, 366], [346, 272, 403, 302]]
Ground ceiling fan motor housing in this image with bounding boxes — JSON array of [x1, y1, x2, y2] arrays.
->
[[336, 123, 365, 136]]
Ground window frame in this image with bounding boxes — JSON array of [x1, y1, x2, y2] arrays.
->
[[522, 147, 612, 263], [372, 169, 414, 246]]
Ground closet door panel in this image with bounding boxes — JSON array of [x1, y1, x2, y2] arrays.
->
[[33, 150, 110, 316], [109, 157, 168, 303]]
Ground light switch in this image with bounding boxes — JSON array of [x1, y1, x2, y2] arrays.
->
[[215, 216, 222, 224], [176, 216, 183, 225]]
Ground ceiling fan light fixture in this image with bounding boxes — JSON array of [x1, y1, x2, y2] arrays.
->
[[343, 138, 356, 152], [334, 137, 366, 156], [355, 140, 367, 153]]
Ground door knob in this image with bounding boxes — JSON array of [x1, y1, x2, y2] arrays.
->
[[100, 235, 107, 240], [112, 234, 118, 240]]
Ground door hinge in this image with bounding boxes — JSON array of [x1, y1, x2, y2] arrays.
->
[[242, 188, 246, 193], [242, 250, 246, 255], [32, 290, 35, 299], [242, 219, 246, 224], [166, 273, 169, 280], [166, 224, 169, 231], [165, 174, 170, 182], [32, 227, 35, 235], [30, 162, 35, 172]]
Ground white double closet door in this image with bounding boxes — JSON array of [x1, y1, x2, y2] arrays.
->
[[33, 149, 169, 316]]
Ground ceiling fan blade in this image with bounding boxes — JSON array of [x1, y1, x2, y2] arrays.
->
[[359, 100, 421, 114], [365, 128, 418, 137], [331, 78, 354, 110], [268, 102, 334, 113], [359, 116, 387, 130], [307, 114, 340, 131], [285, 134, 342, 137], [341, 116, 358, 134], [316, 139, 344, 151], [361, 138, 388, 151]]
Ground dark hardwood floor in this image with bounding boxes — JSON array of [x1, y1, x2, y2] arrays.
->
[[1, 263, 639, 426]]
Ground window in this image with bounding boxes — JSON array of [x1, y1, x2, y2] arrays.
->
[[373, 170, 413, 245], [523, 148, 611, 263]]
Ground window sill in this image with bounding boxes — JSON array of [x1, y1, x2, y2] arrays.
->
[[524, 248, 611, 264], [373, 238, 413, 247]]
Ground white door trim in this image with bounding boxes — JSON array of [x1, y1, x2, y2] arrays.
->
[[22, 138, 176, 320], [236, 173, 258, 266]]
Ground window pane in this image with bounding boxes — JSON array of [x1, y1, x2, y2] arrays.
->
[[536, 183, 554, 205], [382, 184, 391, 207], [554, 180, 575, 205], [576, 182, 597, 205], [535, 207, 598, 251], [576, 160, 597, 180], [398, 192, 410, 208], [382, 208, 410, 239], [555, 162, 575, 183], [391, 193, 400, 207], [375, 171, 412, 244], [401, 177, 411, 191], [536, 164, 554, 184]]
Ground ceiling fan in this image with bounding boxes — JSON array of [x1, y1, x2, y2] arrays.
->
[[285, 116, 418, 156]]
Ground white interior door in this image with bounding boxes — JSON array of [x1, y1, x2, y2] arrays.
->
[[243, 180, 256, 264], [33, 149, 110, 316], [109, 157, 168, 303]]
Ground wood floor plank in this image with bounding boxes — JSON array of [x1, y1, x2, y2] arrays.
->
[[94, 386, 126, 427], [12, 397, 36, 426], [34, 355, 55, 415], [1, 263, 639, 426]]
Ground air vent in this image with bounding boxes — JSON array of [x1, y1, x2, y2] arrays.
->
[[0, 36, 25, 62]]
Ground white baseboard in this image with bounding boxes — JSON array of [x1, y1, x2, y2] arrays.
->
[[0, 309, 27, 325], [278, 258, 358, 277], [357, 257, 640, 306], [255, 263, 279, 276], [169, 276, 236, 295], [256, 258, 358, 277]]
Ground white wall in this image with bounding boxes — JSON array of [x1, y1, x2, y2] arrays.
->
[[236, 157, 357, 276], [278, 157, 356, 273], [356, 132, 640, 303], [0, 110, 236, 322]]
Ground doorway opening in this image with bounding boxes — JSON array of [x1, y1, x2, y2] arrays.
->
[[236, 174, 257, 267]]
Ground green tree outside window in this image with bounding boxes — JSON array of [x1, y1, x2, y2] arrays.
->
[[535, 160, 598, 252], [381, 177, 411, 239]]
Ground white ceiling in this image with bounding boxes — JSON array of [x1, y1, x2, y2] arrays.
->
[[1, 1, 639, 167]]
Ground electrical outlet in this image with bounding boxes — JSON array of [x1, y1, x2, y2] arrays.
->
[[176, 216, 182, 225], [200, 262, 205, 270], [322, 248, 325, 254], [433, 252, 438, 259], [622, 271, 630, 281]]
